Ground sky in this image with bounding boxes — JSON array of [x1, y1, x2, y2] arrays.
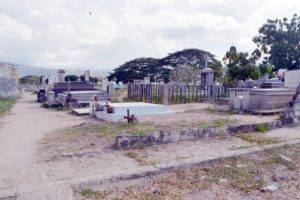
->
[[0, 0, 300, 70]]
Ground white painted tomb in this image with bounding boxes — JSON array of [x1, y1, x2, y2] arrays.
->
[[94, 102, 174, 122]]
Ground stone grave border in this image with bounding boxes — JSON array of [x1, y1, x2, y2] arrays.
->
[[114, 120, 286, 150]]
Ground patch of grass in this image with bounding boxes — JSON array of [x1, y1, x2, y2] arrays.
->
[[65, 121, 156, 138], [197, 118, 233, 128], [125, 151, 159, 166], [41, 103, 49, 108], [236, 134, 280, 145], [264, 155, 296, 170], [0, 97, 15, 116], [80, 188, 109, 199], [229, 144, 258, 150], [209, 161, 265, 193], [255, 124, 269, 133]]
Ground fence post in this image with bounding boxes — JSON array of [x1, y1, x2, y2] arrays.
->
[[163, 84, 169, 105]]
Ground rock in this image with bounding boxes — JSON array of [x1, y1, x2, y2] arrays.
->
[[219, 178, 228, 183], [237, 164, 247, 168], [280, 155, 292, 162], [261, 183, 278, 192]]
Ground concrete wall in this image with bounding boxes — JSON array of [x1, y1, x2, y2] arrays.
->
[[285, 70, 300, 88], [0, 63, 20, 98], [115, 121, 282, 149]]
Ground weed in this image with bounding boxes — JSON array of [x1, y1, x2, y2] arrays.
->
[[197, 118, 233, 128], [255, 124, 269, 133], [0, 97, 15, 116], [236, 134, 280, 145], [81, 188, 109, 198], [41, 103, 49, 108]]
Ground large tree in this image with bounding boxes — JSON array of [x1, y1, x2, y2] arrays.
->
[[253, 14, 300, 71], [107, 58, 166, 82], [108, 49, 222, 82], [223, 46, 260, 85]]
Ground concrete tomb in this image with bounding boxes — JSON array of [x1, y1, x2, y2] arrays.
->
[[200, 68, 214, 86], [285, 70, 300, 88], [93, 102, 174, 122], [46, 69, 111, 107]]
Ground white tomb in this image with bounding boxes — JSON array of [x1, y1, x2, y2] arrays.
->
[[285, 70, 300, 88], [94, 102, 174, 122]]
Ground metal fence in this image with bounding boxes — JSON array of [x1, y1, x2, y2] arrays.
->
[[128, 83, 230, 104]]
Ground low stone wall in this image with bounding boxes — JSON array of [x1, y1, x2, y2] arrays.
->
[[0, 62, 20, 98], [115, 121, 283, 150]]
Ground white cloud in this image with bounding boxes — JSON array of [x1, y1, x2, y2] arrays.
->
[[0, 0, 300, 70], [0, 14, 33, 40]]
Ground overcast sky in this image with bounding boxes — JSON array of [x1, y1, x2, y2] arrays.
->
[[0, 0, 299, 70]]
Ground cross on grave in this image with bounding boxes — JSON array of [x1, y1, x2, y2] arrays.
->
[[124, 109, 136, 124], [105, 100, 113, 113]]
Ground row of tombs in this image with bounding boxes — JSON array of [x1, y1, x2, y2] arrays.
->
[[36, 68, 300, 122], [37, 69, 172, 122]]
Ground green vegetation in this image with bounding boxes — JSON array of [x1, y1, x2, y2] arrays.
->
[[80, 188, 109, 199], [125, 151, 159, 166], [197, 118, 233, 128], [41, 103, 50, 108], [79, 144, 300, 199], [61, 122, 155, 140], [19, 75, 40, 84], [253, 14, 300, 71], [236, 134, 280, 145], [0, 98, 15, 116], [255, 124, 269, 133], [108, 49, 222, 82]]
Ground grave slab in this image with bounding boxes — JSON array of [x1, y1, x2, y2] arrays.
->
[[94, 102, 174, 122]]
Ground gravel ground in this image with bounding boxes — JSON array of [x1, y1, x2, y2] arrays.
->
[[76, 144, 300, 200]]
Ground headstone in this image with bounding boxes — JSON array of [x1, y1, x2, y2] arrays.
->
[[85, 70, 90, 82], [107, 81, 114, 97], [144, 75, 151, 84], [101, 77, 108, 91], [57, 69, 65, 82], [157, 78, 164, 85], [0, 63, 20, 98]]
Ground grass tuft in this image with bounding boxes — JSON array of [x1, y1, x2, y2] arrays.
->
[[0, 97, 15, 116], [236, 134, 280, 145], [255, 124, 269, 133]]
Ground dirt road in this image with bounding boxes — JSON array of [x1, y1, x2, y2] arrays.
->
[[0, 93, 87, 198]]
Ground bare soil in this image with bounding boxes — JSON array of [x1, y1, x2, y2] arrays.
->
[[76, 144, 300, 200], [139, 103, 278, 126], [1, 92, 299, 200]]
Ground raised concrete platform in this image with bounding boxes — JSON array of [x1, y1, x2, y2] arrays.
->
[[243, 88, 295, 112], [95, 102, 174, 122]]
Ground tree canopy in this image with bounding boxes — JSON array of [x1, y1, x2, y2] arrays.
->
[[19, 75, 40, 84], [223, 46, 261, 85], [108, 49, 222, 82], [253, 14, 300, 71]]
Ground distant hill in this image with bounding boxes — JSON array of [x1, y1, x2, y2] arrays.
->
[[0, 62, 111, 78], [16, 64, 57, 77]]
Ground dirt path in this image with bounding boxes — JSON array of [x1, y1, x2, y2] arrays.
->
[[0, 92, 300, 200], [0, 93, 87, 197]]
